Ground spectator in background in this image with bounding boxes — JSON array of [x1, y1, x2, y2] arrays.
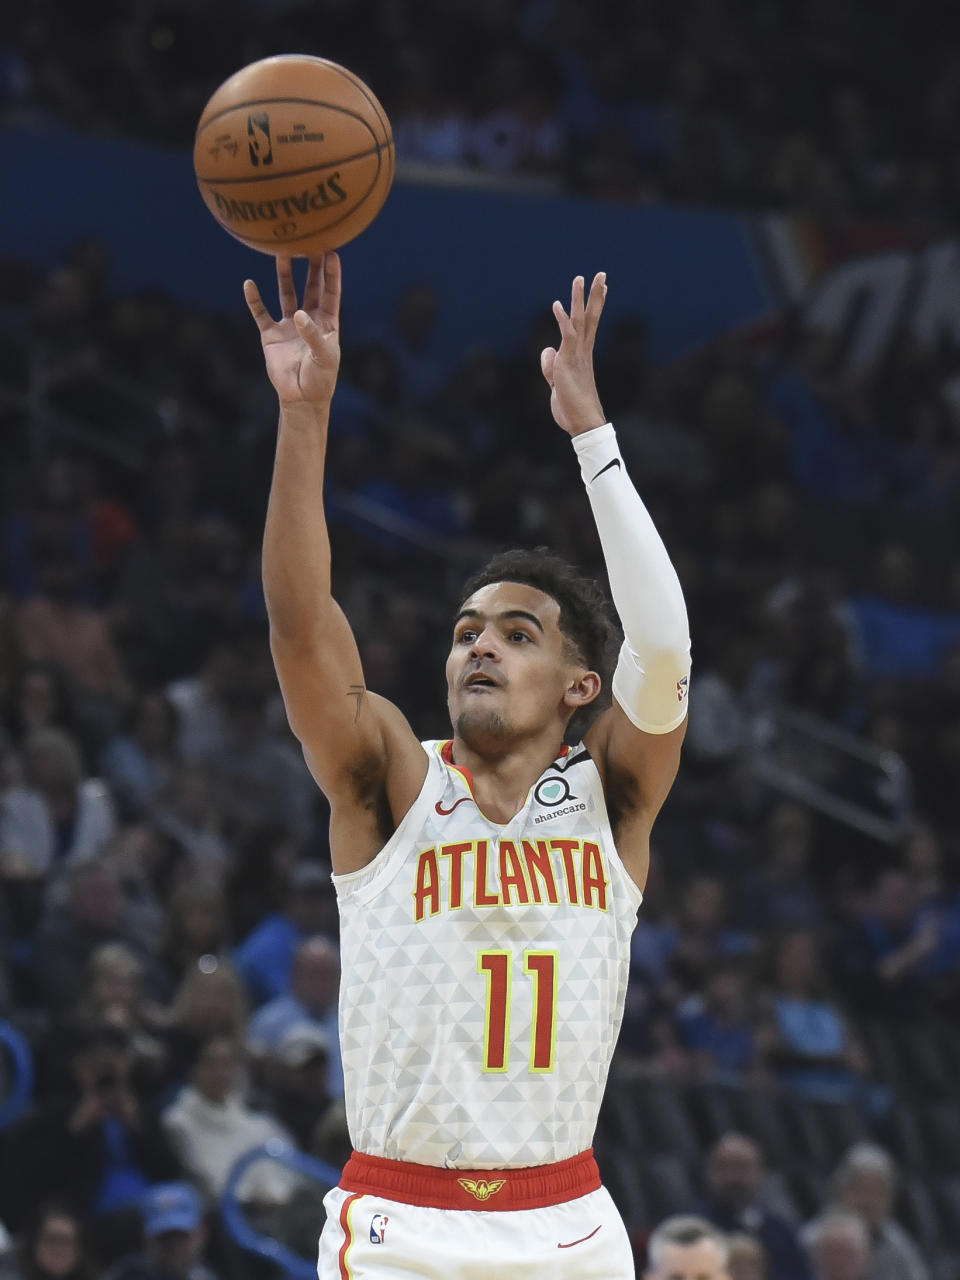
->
[[258, 1021, 332, 1150], [2, 662, 79, 754], [33, 859, 140, 1015], [160, 1034, 295, 1205], [739, 804, 824, 933], [0, 728, 115, 878], [727, 1233, 767, 1280], [0, 1204, 98, 1280], [163, 958, 247, 1089], [675, 961, 759, 1083], [100, 692, 180, 819], [700, 1132, 811, 1280], [758, 930, 872, 1107], [163, 640, 239, 765], [73, 942, 152, 1032], [102, 1183, 218, 1280], [803, 1144, 928, 1280], [15, 550, 129, 714], [35, 942, 169, 1097], [247, 935, 342, 1097], [233, 862, 338, 1007], [150, 766, 230, 880], [204, 685, 315, 836], [804, 1211, 870, 1280], [3, 1024, 181, 1261], [834, 867, 941, 1021], [643, 1215, 731, 1280], [377, 282, 444, 406], [665, 876, 756, 1000], [684, 631, 765, 770], [225, 822, 301, 945], [149, 882, 227, 1005]]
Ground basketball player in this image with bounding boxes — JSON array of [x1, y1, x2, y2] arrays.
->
[[244, 252, 691, 1279]]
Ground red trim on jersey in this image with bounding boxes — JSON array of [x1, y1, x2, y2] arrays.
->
[[440, 739, 477, 799], [337, 1191, 363, 1278], [339, 1149, 601, 1212], [440, 740, 571, 797]]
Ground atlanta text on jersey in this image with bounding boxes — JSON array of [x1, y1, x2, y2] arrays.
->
[[412, 837, 609, 922]]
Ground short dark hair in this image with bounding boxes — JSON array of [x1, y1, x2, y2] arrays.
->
[[458, 547, 621, 741]]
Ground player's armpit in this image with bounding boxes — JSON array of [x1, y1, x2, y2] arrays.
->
[[585, 701, 686, 842]]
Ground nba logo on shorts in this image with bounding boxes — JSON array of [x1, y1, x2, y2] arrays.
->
[[369, 1213, 389, 1244]]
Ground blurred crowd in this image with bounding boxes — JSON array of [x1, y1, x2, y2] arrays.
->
[[6, 0, 960, 225], [0, 220, 959, 1273]]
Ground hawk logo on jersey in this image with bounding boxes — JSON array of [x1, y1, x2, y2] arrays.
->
[[369, 1213, 389, 1244], [458, 1177, 507, 1202]]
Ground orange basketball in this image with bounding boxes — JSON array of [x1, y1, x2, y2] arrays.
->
[[193, 54, 394, 256]]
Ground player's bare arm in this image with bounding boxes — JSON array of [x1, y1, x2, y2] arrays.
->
[[248, 253, 426, 872], [541, 273, 690, 887]]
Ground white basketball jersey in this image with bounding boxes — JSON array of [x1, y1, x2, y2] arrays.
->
[[333, 739, 642, 1170]]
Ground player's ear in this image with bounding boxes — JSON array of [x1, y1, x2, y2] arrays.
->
[[563, 670, 601, 708]]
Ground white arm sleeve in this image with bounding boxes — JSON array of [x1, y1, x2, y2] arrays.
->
[[572, 423, 691, 734]]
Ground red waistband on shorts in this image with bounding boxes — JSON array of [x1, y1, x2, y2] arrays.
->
[[339, 1148, 601, 1212]]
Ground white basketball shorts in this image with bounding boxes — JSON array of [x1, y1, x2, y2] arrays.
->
[[316, 1149, 635, 1279]]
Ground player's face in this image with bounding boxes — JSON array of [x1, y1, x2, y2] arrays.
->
[[646, 1240, 731, 1280], [447, 582, 590, 746]]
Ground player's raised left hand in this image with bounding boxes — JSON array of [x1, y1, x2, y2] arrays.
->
[[541, 272, 608, 437], [244, 253, 342, 409]]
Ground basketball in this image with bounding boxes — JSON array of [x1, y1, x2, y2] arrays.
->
[[193, 54, 394, 256]]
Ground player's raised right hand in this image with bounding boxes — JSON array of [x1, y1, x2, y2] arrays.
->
[[244, 253, 341, 408]]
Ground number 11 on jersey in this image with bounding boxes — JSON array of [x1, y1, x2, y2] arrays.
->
[[478, 950, 558, 1073]]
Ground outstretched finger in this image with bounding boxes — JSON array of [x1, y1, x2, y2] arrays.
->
[[319, 252, 342, 323], [243, 279, 275, 333], [584, 271, 608, 344], [276, 256, 297, 318], [552, 299, 576, 343], [540, 346, 557, 386], [570, 275, 585, 326], [302, 255, 325, 314]]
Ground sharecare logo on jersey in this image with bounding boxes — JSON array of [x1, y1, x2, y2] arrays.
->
[[369, 1214, 388, 1244], [534, 776, 576, 807], [533, 801, 587, 825], [413, 837, 609, 921]]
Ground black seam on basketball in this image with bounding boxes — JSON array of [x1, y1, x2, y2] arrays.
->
[[239, 51, 387, 128], [197, 140, 392, 186], [335, 64, 391, 142], [196, 97, 385, 137], [211, 142, 387, 246]]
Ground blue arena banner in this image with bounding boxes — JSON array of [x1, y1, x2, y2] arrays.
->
[[6, 122, 773, 365]]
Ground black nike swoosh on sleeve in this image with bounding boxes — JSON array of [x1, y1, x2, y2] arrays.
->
[[590, 458, 621, 482]]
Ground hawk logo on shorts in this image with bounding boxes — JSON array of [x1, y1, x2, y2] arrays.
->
[[458, 1178, 507, 1202]]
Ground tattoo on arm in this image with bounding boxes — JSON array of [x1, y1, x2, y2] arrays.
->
[[347, 684, 366, 722]]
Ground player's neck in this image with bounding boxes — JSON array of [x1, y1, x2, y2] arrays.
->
[[448, 730, 566, 824]]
